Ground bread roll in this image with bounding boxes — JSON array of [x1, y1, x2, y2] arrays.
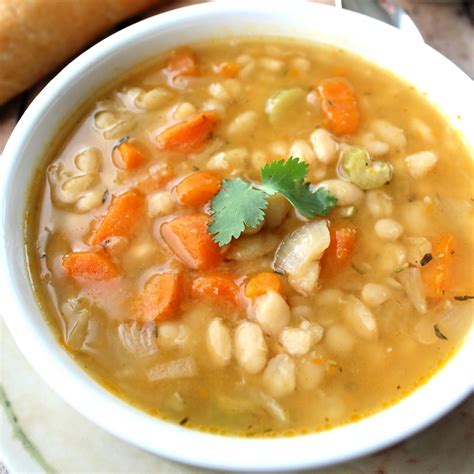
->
[[0, 0, 163, 105]]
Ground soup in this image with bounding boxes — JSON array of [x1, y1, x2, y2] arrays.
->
[[27, 38, 474, 436]]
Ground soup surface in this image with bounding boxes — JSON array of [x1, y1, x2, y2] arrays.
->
[[28, 38, 473, 436]]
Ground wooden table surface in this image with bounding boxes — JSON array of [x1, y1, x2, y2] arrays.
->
[[0, 1, 472, 473]]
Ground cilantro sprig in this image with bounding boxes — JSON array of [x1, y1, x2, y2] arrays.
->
[[208, 157, 337, 246]]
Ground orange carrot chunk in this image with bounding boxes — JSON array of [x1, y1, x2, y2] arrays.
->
[[92, 191, 145, 246], [245, 272, 284, 298], [318, 78, 360, 135], [62, 251, 118, 280], [160, 214, 222, 270], [176, 172, 222, 206], [214, 61, 240, 78], [192, 273, 239, 307], [167, 47, 199, 78], [422, 233, 455, 299], [112, 142, 146, 170], [134, 272, 183, 322], [321, 225, 357, 274], [156, 112, 219, 153]]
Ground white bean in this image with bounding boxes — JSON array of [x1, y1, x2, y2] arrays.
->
[[325, 324, 355, 355], [299, 320, 324, 345], [259, 57, 285, 73], [361, 283, 391, 307], [226, 111, 258, 138], [207, 318, 232, 367], [316, 179, 364, 206], [289, 139, 316, 165], [296, 358, 325, 390], [103, 118, 136, 140], [375, 218, 404, 241], [306, 89, 320, 109], [174, 102, 196, 121], [269, 141, 288, 158], [279, 327, 312, 356], [288, 262, 321, 296], [201, 98, 225, 115], [136, 87, 172, 110], [371, 119, 407, 149], [207, 147, 248, 171], [345, 296, 378, 341], [233, 321, 268, 374], [123, 239, 157, 270], [400, 201, 431, 235], [405, 151, 438, 178], [74, 148, 101, 174], [378, 242, 407, 274], [209, 82, 231, 102], [249, 291, 291, 338], [411, 118, 434, 143], [263, 354, 296, 398], [291, 305, 313, 320], [310, 128, 338, 164], [75, 188, 103, 212], [157, 322, 188, 349], [360, 132, 389, 156], [290, 57, 311, 74], [223, 78, 242, 98], [226, 233, 279, 261], [366, 190, 393, 218], [148, 191, 174, 218], [405, 236, 432, 267], [94, 111, 120, 129], [58, 174, 97, 204]]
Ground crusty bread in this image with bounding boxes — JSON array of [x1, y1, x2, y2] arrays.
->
[[0, 0, 164, 105]]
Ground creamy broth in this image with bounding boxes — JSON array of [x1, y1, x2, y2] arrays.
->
[[28, 38, 473, 436]]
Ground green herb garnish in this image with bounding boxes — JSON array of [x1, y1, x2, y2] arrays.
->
[[434, 324, 448, 341], [208, 157, 337, 246], [454, 295, 474, 301]]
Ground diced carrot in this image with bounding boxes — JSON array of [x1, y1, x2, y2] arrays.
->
[[137, 164, 174, 194], [156, 112, 219, 153], [62, 251, 118, 280], [321, 224, 357, 275], [92, 191, 145, 246], [112, 142, 146, 170], [214, 61, 240, 78], [191, 273, 239, 307], [312, 358, 325, 366], [134, 272, 183, 322], [167, 47, 199, 78], [176, 172, 221, 206], [245, 272, 284, 299], [421, 233, 455, 299], [318, 78, 360, 135], [160, 214, 222, 270]]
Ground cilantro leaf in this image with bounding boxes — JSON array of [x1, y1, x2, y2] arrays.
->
[[261, 158, 337, 217], [208, 178, 267, 246], [208, 157, 338, 246], [260, 157, 308, 195]]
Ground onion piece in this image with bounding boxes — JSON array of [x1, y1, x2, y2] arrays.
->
[[273, 220, 330, 295], [273, 220, 330, 275], [117, 322, 158, 358], [248, 389, 289, 424], [147, 357, 198, 382], [397, 266, 427, 314]]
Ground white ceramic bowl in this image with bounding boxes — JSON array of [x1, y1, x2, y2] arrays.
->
[[1, 2, 473, 471]]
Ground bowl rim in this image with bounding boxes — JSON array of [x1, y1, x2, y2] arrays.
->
[[1, 1, 473, 471]]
